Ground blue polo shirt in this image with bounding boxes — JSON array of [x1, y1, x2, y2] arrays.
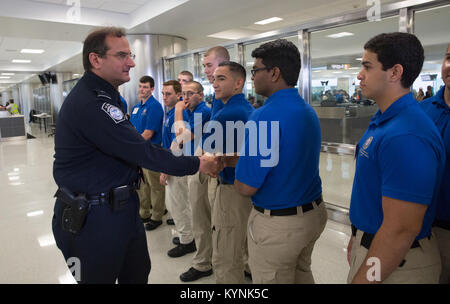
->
[[203, 93, 253, 183], [420, 86, 450, 224], [129, 95, 164, 145], [211, 94, 224, 117], [120, 95, 128, 114], [183, 101, 211, 156], [162, 107, 189, 150], [350, 92, 445, 240], [236, 88, 322, 209]]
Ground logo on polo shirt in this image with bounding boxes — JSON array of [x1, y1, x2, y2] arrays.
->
[[363, 136, 373, 150]]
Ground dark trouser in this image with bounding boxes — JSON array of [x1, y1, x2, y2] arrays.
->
[[52, 191, 151, 284]]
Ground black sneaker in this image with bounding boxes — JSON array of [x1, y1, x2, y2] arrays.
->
[[244, 271, 252, 280], [172, 237, 180, 245], [166, 218, 175, 225], [145, 219, 162, 231], [140, 217, 151, 224], [167, 240, 196, 258], [180, 267, 213, 282]]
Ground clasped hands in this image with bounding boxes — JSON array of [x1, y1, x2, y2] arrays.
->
[[198, 153, 229, 178]]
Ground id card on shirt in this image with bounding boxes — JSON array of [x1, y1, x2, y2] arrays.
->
[[132, 108, 139, 114]]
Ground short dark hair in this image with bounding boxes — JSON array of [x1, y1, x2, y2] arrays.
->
[[139, 75, 155, 88], [364, 32, 424, 88], [178, 71, 193, 81], [163, 80, 182, 94], [83, 27, 126, 72], [251, 39, 301, 86], [218, 61, 246, 81]]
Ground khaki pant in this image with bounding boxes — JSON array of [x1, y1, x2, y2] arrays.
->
[[212, 184, 252, 283], [247, 202, 327, 284], [433, 226, 450, 284], [137, 168, 165, 221], [347, 229, 442, 284], [166, 175, 193, 244], [188, 172, 213, 272]]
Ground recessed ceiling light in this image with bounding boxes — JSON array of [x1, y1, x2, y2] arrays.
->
[[327, 32, 354, 39], [255, 17, 283, 25], [2, 73, 15, 76], [21, 49, 45, 54], [0, 76, 11, 79], [356, 58, 363, 61], [12, 59, 31, 63]]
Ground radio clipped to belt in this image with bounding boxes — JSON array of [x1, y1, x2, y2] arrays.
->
[[54, 187, 89, 234]]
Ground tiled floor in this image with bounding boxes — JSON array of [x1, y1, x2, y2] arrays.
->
[[0, 124, 351, 284]]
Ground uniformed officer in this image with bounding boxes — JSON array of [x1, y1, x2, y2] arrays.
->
[[52, 27, 221, 284], [159, 80, 196, 258], [173, 81, 213, 282], [346, 33, 445, 284], [235, 39, 327, 284], [207, 61, 254, 283], [129, 76, 166, 231], [420, 44, 450, 284]]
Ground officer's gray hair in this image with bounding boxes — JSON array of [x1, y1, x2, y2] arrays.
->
[[83, 27, 127, 72]]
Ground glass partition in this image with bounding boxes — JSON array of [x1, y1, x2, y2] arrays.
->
[[412, 4, 450, 101]]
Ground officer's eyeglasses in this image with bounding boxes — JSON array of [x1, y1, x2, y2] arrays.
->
[[250, 66, 272, 77], [182, 91, 200, 98], [104, 52, 136, 61]]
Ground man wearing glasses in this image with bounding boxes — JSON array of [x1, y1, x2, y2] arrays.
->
[[130, 76, 166, 231], [173, 81, 214, 282], [52, 27, 221, 284]]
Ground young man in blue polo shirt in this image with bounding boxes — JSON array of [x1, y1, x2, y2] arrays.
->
[[235, 39, 327, 284], [129, 75, 166, 231], [420, 44, 450, 284], [205, 61, 254, 283], [173, 81, 215, 282], [347, 33, 445, 284], [159, 80, 196, 258]]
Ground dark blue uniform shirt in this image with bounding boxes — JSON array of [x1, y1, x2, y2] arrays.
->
[[236, 88, 322, 209], [53, 71, 199, 195], [420, 86, 450, 224], [350, 93, 445, 240], [129, 95, 164, 145]]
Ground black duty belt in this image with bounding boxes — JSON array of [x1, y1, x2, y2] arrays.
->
[[433, 219, 450, 231], [351, 224, 430, 250], [254, 196, 323, 216], [217, 176, 232, 185]]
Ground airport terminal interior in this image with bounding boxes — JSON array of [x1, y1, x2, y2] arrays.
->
[[0, 0, 449, 283]]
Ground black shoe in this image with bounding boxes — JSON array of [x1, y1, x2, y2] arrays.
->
[[244, 271, 252, 280], [145, 219, 162, 231], [168, 240, 196, 258], [164, 209, 168, 215], [172, 237, 180, 245], [180, 267, 213, 282], [140, 217, 151, 224], [166, 218, 175, 225]]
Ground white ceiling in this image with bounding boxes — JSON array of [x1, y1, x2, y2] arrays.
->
[[0, 0, 448, 92]]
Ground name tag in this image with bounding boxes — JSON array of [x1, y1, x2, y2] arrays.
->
[[132, 108, 139, 114]]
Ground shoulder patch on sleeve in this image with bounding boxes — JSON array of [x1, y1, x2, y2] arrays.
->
[[101, 103, 126, 124]]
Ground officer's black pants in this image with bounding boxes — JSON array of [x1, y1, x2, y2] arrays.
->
[[52, 191, 151, 284]]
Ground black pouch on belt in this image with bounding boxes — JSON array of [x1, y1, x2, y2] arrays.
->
[[54, 187, 89, 234], [110, 185, 131, 212]]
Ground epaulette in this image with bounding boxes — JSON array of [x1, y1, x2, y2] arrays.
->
[[94, 89, 112, 102]]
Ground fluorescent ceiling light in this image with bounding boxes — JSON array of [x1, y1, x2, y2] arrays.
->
[[332, 71, 343, 74], [356, 58, 363, 61], [21, 49, 45, 54], [255, 17, 283, 25], [12, 59, 31, 63], [1, 73, 15, 76], [246, 62, 254, 66], [208, 29, 257, 40], [0, 76, 11, 79], [27, 210, 44, 217], [327, 32, 354, 38]]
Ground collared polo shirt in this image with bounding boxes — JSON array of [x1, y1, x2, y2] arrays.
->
[[236, 88, 322, 209], [350, 92, 445, 240], [420, 86, 450, 223], [129, 95, 164, 145], [183, 101, 211, 155]]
